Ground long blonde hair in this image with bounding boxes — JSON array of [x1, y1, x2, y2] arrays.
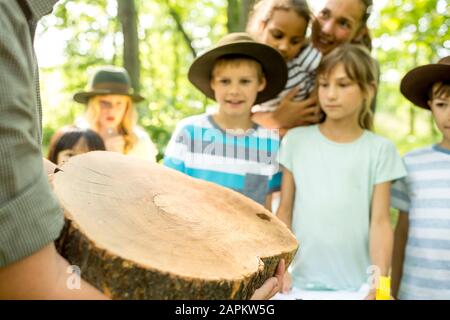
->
[[317, 44, 378, 131], [86, 95, 137, 153]]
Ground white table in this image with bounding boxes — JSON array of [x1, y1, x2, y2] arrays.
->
[[272, 284, 371, 300]]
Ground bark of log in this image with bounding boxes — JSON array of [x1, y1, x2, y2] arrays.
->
[[54, 151, 298, 299]]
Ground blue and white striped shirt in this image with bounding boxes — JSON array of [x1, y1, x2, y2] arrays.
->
[[163, 114, 282, 205], [391, 145, 450, 300]]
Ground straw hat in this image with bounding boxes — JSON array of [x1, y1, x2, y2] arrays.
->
[[188, 32, 287, 105]]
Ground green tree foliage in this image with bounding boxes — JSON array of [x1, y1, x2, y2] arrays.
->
[[38, 0, 449, 160], [372, 0, 450, 154], [39, 0, 228, 160], [227, 0, 256, 32], [38, 0, 120, 150]]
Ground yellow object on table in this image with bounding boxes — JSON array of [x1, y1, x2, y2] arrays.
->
[[376, 276, 391, 300]]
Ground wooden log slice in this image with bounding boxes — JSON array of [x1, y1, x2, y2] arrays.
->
[[54, 151, 298, 299]]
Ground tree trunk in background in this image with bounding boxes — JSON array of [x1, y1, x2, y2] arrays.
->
[[409, 52, 418, 136], [239, 0, 256, 31], [228, 0, 256, 32], [227, 0, 240, 32], [118, 0, 140, 94], [164, 0, 197, 58], [172, 33, 180, 106]]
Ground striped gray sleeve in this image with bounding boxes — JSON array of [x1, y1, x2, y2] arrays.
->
[[391, 177, 410, 212], [0, 0, 64, 267]]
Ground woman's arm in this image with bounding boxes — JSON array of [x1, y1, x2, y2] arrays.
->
[[251, 87, 320, 130], [273, 85, 320, 129], [367, 181, 394, 299], [276, 168, 296, 229], [391, 211, 409, 298]]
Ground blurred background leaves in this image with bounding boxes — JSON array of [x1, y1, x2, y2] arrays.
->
[[36, 0, 450, 160]]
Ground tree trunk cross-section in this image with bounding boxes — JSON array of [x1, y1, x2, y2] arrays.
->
[[54, 151, 298, 299]]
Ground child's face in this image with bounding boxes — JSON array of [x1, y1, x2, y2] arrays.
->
[[260, 9, 307, 62], [312, 0, 365, 55], [429, 91, 450, 145], [97, 94, 128, 131], [210, 62, 266, 120], [318, 63, 366, 124], [57, 137, 90, 166]]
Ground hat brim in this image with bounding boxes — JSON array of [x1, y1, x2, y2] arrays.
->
[[188, 42, 287, 105], [400, 64, 450, 109], [73, 90, 145, 104]]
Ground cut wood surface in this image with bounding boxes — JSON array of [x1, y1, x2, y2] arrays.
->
[[54, 151, 298, 299]]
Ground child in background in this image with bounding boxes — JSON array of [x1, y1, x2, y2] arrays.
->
[[391, 56, 450, 300], [74, 66, 158, 162], [276, 44, 406, 298], [164, 33, 287, 209], [247, 0, 322, 131], [47, 126, 105, 166]]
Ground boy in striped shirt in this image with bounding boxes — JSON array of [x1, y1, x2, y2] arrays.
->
[[164, 33, 287, 209], [391, 56, 450, 299]]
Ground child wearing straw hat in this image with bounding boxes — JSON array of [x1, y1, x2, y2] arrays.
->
[[391, 56, 450, 300], [164, 32, 287, 209]]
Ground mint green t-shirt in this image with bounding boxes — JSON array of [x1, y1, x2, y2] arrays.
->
[[278, 125, 406, 291]]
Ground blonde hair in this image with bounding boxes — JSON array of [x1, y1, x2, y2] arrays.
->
[[317, 44, 378, 131], [86, 95, 137, 153], [246, 0, 311, 37], [212, 55, 265, 83]]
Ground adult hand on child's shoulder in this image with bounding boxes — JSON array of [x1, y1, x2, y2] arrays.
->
[[274, 86, 321, 128], [250, 259, 285, 300]]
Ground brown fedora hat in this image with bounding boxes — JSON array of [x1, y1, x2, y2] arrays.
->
[[188, 32, 288, 105], [73, 66, 144, 104], [400, 56, 450, 109]]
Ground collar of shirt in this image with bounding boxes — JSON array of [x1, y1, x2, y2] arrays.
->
[[20, 0, 58, 21]]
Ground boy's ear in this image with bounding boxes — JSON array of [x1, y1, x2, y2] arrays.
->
[[258, 77, 267, 92], [427, 100, 433, 109]]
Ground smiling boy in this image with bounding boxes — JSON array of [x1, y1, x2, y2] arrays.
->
[[164, 33, 287, 209]]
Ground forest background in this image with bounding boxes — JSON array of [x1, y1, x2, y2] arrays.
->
[[35, 0, 450, 160]]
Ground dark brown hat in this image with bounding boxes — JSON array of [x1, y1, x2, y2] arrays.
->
[[188, 32, 288, 105], [73, 66, 144, 104], [400, 56, 450, 109]]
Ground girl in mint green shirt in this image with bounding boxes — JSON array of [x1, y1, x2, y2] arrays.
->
[[276, 44, 406, 298]]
